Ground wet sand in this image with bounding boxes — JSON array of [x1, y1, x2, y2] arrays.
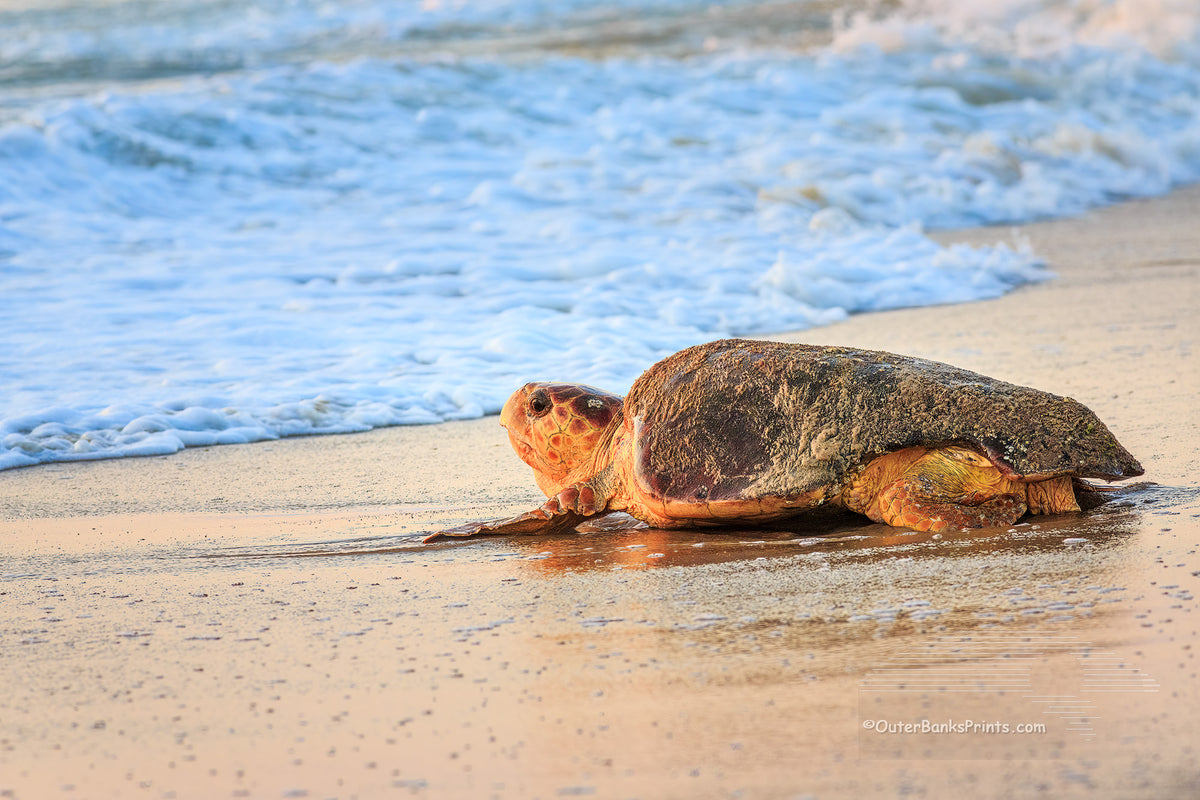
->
[[2, 186, 1198, 799]]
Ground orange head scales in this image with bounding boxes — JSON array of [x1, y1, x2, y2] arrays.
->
[[500, 382, 624, 498]]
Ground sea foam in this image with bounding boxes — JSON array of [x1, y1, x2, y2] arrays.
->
[[1, 0, 1199, 470]]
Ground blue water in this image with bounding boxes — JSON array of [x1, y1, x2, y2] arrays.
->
[[2, 0, 1199, 470]]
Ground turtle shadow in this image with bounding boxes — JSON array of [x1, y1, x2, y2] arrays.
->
[[573, 503, 863, 539], [576, 481, 1168, 542]]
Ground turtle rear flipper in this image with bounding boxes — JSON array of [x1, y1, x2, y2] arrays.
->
[[877, 480, 1027, 532], [871, 446, 1028, 532]]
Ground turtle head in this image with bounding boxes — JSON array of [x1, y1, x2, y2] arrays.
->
[[500, 382, 624, 497]]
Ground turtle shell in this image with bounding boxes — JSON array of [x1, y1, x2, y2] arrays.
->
[[623, 339, 1143, 504]]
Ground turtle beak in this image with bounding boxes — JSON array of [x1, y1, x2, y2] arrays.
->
[[499, 384, 529, 431]]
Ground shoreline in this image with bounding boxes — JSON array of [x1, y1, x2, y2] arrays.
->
[[4, 185, 1196, 516], [2, 186, 1198, 799]]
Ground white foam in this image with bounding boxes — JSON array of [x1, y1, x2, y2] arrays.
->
[[832, 0, 1200, 61], [2, 0, 1199, 470]]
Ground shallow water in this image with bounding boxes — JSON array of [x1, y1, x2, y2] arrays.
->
[[3, 0, 1200, 471]]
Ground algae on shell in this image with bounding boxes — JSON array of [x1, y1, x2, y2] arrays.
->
[[625, 339, 1142, 503]]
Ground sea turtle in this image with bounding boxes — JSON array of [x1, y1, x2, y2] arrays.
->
[[425, 339, 1142, 541]]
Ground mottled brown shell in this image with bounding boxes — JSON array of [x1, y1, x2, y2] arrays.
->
[[624, 339, 1143, 504]]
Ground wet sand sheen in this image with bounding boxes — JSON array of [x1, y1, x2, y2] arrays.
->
[[2, 186, 1199, 798]]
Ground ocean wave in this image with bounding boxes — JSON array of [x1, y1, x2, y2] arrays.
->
[[1, 0, 1199, 470]]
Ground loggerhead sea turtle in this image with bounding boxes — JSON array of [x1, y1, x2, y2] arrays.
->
[[425, 339, 1142, 542]]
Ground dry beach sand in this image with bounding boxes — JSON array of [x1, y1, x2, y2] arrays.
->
[[2, 186, 1198, 799]]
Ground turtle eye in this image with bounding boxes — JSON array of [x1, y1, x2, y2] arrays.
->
[[528, 390, 551, 417]]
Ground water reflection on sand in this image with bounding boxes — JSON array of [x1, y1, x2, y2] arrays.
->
[[1, 484, 1195, 797]]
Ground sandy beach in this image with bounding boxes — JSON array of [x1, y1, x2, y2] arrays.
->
[[2, 185, 1198, 799]]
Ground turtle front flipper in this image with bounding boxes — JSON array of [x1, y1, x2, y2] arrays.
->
[[423, 481, 607, 543], [423, 506, 588, 542], [869, 447, 1028, 532]]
